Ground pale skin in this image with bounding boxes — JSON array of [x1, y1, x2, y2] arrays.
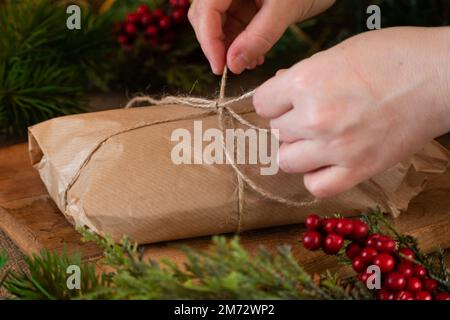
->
[[189, 0, 450, 198]]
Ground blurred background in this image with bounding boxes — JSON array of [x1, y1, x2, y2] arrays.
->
[[0, 0, 449, 143]]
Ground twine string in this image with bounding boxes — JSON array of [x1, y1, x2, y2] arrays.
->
[[62, 67, 392, 233], [125, 67, 317, 231]]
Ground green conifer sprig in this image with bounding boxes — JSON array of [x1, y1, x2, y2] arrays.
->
[[0, 0, 114, 135], [3, 248, 107, 300], [0, 212, 448, 300]]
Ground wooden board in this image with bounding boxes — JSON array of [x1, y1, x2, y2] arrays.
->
[[0, 144, 101, 260], [1, 142, 449, 274]]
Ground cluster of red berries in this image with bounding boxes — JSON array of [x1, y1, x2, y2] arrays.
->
[[115, 1, 190, 49], [302, 214, 450, 300]]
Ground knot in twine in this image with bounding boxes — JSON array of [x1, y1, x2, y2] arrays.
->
[[125, 67, 317, 232], [63, 67, 390, 232]]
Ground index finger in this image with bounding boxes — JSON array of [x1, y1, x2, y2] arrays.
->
[[253, 69, 294, 119], [188, 1, 231, 74]]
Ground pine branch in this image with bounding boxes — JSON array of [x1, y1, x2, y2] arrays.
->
[[0, 250, 8, 288], [78, 232, 369, 300], [1, 210, 448, 300], [4, 247, 106, 300], [0, 0, 114, 135], [2, 227, 371, 300]]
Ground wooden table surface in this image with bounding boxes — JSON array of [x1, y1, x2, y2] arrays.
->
[[1, 142, 449, 275]]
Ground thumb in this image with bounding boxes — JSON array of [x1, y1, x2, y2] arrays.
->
[[226, 3, 290, 74]]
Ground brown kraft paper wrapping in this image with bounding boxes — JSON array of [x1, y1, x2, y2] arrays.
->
[[28, 96, 450, 244]]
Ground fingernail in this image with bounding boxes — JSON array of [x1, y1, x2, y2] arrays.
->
[[230, 54, 249, 74]]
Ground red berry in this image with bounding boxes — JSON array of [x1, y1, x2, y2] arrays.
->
[[153, 9, 165, 19], [395, 291, 414, 300], [415, 291, 433, 300], [373, 253, 395, 273], [136, 4, 150, 15], [359, 247, 378, 264], [365, 233, 382, 247], [358, 271, 371, 283], [352, 256, 367, 273], [323, 234, 344, 255], [398, 248, 415, 262], [335, 219, 354, 237], [396, 261, 414, 278], [140, 12, 154, 26], [352, 220, 369, 239], [117, 34, 129, 45], [180, 0, 190, 7], [422, 278, 438, 292], [406, 277, 423, 293], [170, 0, 190, 7], [377, 239, 396, 253], [374, 239, 384, 251], [171, 8, 187, 23], [345, 242, 361, 259], [126, 13, 140, 24], [305, 214, 321, 230], [146, 25, 159, 37], [124, 23, 137, 35], [302, 230, 322, 251], [159, 16, 171, 29], [377, 289, 394, 300], [435, 293, 450, 300], [321, 218, 338, 234], [414, 265, 427, 278], [385, 272, 406, 291]]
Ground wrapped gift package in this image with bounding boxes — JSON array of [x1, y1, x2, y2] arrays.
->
[[28, 96, 450, 244]]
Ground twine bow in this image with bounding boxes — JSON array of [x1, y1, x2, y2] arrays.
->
[[124, 67, 317, 231]]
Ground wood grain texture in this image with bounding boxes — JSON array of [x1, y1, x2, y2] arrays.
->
[[0, 143, 449, 274], [0, 143, 102, 260]]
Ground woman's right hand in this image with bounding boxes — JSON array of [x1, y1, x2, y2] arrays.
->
[[188, 0, 336, 74]]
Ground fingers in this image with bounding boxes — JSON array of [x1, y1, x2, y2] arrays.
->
[[257, 56, 264, 66], [226, 2, 290, 74], [253, 69, 294, 119], [270, 107, 309, 142], [188, 0, 232, 75], [246, 56, 265, 70], [278, 140, 332, 174], [247, 60, 257, 70], [276, 68, 287, 76], [303, 166, 359, 199]]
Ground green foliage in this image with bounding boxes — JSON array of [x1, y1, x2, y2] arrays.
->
[[1, 0, 448, 134], [105, 0, 213, 93], [109, 29, 211, 94], [268, 0, 450, 71], [0, 60, 86, 134], [4, 248, 106, 300], [1, 229, 374, 300], [0, 0, 114, 135], [1, 210, 449, 300], [80, 228, 373, 300], [0, 250, 8, 288]]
